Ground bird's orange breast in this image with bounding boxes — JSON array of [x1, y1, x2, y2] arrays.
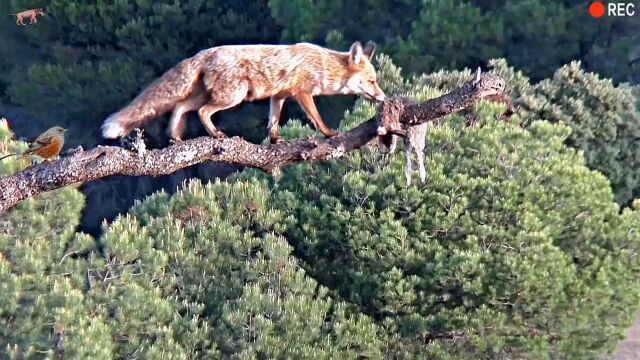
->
[[36, 137, 63, 159]]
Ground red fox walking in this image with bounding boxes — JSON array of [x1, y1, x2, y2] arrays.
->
[[101, 41, 386, 143]]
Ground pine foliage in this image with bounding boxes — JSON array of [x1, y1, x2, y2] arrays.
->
[[2, 56, 640, 358], [0, 161, 384, 358], [248, 59, 640, 358]]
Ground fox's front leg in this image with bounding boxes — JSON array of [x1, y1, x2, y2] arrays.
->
[[268, 96, 286, 144], [295, 93, 338, 138]]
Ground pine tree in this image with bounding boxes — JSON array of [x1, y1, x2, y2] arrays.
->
[[487, 59, 640, 205], [247, 58, 640, 358], [0, 134, 384, 359], [0, 118, 90, 358], [2, 54, 640, 359]]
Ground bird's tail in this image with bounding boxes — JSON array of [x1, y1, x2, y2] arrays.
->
[[101, 56, 204, 139]]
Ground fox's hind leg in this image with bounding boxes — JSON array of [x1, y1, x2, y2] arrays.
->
[[197, 105, 227, 139], [268, 96, 286, 144], [168, 89, 208, 141], [197, 84, 248, 139]]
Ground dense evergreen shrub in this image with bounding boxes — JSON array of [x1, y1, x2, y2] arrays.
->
[[487, 60, 640, 205], [0, 127, 383, 358], [412, 58, 640, 205], [1, 12, 639, 356], [252, 66, 640, 358]]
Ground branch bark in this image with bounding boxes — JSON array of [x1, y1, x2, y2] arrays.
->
[[0, 72, 507, 212]]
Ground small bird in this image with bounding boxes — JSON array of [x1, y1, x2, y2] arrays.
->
[[0, 126, 67, 162]]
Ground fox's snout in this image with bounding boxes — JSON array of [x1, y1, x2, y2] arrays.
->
[[362, 83, 385, 103], [361, 70, 385, 103], [372, 89, 386, 102], [363, 90, 385, 103]]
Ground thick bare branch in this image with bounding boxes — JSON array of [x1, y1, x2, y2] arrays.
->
[[0, 72, 506, 212]]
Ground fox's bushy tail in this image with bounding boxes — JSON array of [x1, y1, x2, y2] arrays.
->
[[101, 57, 203, 139]]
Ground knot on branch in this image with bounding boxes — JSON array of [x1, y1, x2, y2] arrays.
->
[[377, 96, 416, 137], [121, 128, 147, 158], [175, 148, 199, 163], [300, 138, 322, 160], [328, 145, 346, 159], [301, 150, 312, 160], [376, 97, 416, 151], [41, 168, 61, 191], [63, 145, 84, 157]]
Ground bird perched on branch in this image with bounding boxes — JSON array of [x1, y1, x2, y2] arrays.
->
[[0, 126, 67, 162]]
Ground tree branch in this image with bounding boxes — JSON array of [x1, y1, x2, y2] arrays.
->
[[0, 72, 507, 212]]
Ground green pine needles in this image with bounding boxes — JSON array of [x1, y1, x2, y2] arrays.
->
[[2, 57, 640, 359]]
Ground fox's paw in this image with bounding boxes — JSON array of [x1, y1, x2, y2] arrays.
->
[[324, 130, 339, 138], [269, 137, 285, 145], [212, 131, 228, 139]]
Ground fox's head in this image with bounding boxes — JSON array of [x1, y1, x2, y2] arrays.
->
[[343, 41, 386, 103]]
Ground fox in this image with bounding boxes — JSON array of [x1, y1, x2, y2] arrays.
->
[[12, 8, 45, 25], [101, 41, 386, 144]]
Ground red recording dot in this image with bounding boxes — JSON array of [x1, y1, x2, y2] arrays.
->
[[589, 1, 605, 18]]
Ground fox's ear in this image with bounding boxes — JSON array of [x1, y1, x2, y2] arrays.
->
[[349, 41, 364, 66], [363, 41, 377, 60]]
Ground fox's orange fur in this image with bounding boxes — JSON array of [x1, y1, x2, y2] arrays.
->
[[102, 41, 386, 143], [12, 8, 45, 25]]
